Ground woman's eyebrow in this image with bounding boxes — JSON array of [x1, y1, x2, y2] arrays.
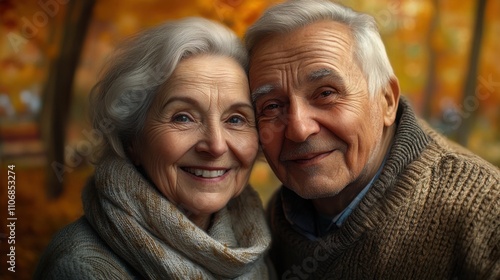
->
[[165, 96, 196, 105], [226, 102, 254, 112], [161, 96, 253, 113], [160, 95, 201, 111]]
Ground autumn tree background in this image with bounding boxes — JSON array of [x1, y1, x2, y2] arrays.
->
[[0, 0, 499, 279]]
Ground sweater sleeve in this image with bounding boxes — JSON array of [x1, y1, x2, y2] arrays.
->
[[34, 217, 137, 280], [457, 169, 499, 279], [434, 153, 500, 279], [421, 120, 499, 278], [37, 252, 132, 280]]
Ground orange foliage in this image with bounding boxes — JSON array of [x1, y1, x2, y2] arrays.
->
[[0, 0, 499, 279]]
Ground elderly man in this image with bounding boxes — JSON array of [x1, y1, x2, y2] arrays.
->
[[245, 0, 499, 279]]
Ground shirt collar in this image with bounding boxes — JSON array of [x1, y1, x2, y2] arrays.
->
[[281, 151, 389, 240]]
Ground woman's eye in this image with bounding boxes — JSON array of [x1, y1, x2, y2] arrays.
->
[[228, 115, 245, 124], [172, 114, 192, 123]]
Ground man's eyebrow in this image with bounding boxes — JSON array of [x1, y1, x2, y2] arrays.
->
[[307, 68, 342, 82], [251, 84, 276, 103], [251, 69, 343, 103]]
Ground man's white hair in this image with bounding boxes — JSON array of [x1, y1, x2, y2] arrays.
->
[[245, 0, 394, 96]]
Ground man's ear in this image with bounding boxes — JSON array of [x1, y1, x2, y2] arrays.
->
[[382, 77, 400, 127]]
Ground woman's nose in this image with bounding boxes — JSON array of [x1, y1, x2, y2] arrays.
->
[[195, 124, 228, 157]]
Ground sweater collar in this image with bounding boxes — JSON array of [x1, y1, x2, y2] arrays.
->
[[281, 146, 389, 240], [277, 97, 431, 242], [331, 96, 431, 238]]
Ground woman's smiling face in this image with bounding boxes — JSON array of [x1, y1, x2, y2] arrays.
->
[[131, 55, 258, 219]]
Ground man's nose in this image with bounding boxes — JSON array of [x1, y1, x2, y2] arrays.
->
[[284, 98, 320, 142]]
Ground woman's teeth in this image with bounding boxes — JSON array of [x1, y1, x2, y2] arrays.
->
[[184, 168, 226, 178]]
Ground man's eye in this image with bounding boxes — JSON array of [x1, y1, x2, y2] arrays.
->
[[321, 90, 334, 97], [264, 103, 280, 110], [172, 114, 192, 123], [319, 88, 340, 98], [260, 101, 284, 114], [257, 102, 284, 120], [316, 89, 341, 105]]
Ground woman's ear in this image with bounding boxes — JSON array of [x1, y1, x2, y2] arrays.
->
[[382, 77, 400, 127]]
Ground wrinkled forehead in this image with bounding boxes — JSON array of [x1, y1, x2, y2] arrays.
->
[[248, 21, 356, 93], [151, 55, 251, 106], [249, 20, 354, 62]]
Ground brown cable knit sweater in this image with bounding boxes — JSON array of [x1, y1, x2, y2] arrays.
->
[[268, 98, 499, 279]]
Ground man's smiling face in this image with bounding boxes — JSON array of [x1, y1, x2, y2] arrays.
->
[[249, 21, 391, 199]]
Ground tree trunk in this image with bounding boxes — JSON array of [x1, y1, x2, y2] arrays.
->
[[422, 0, 439, 120], [40, 0, 96, 198], [456, 0, 487, 146]]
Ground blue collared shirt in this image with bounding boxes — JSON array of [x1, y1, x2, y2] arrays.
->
[[282, 158, 387, 240]]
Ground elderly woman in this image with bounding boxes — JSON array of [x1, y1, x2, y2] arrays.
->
[[35, 17, 272, 279]]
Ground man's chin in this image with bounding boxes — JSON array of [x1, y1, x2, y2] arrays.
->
[[286, 184, 344, 200]]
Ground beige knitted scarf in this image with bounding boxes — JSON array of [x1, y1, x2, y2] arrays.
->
[[82, 155, 271, 279]]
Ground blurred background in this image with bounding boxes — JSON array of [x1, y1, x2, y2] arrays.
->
[[0, 0, 498, 278]]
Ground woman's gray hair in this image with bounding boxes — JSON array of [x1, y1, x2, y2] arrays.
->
[[90, 17, 247, 162], [245, 0, 394, 97]]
